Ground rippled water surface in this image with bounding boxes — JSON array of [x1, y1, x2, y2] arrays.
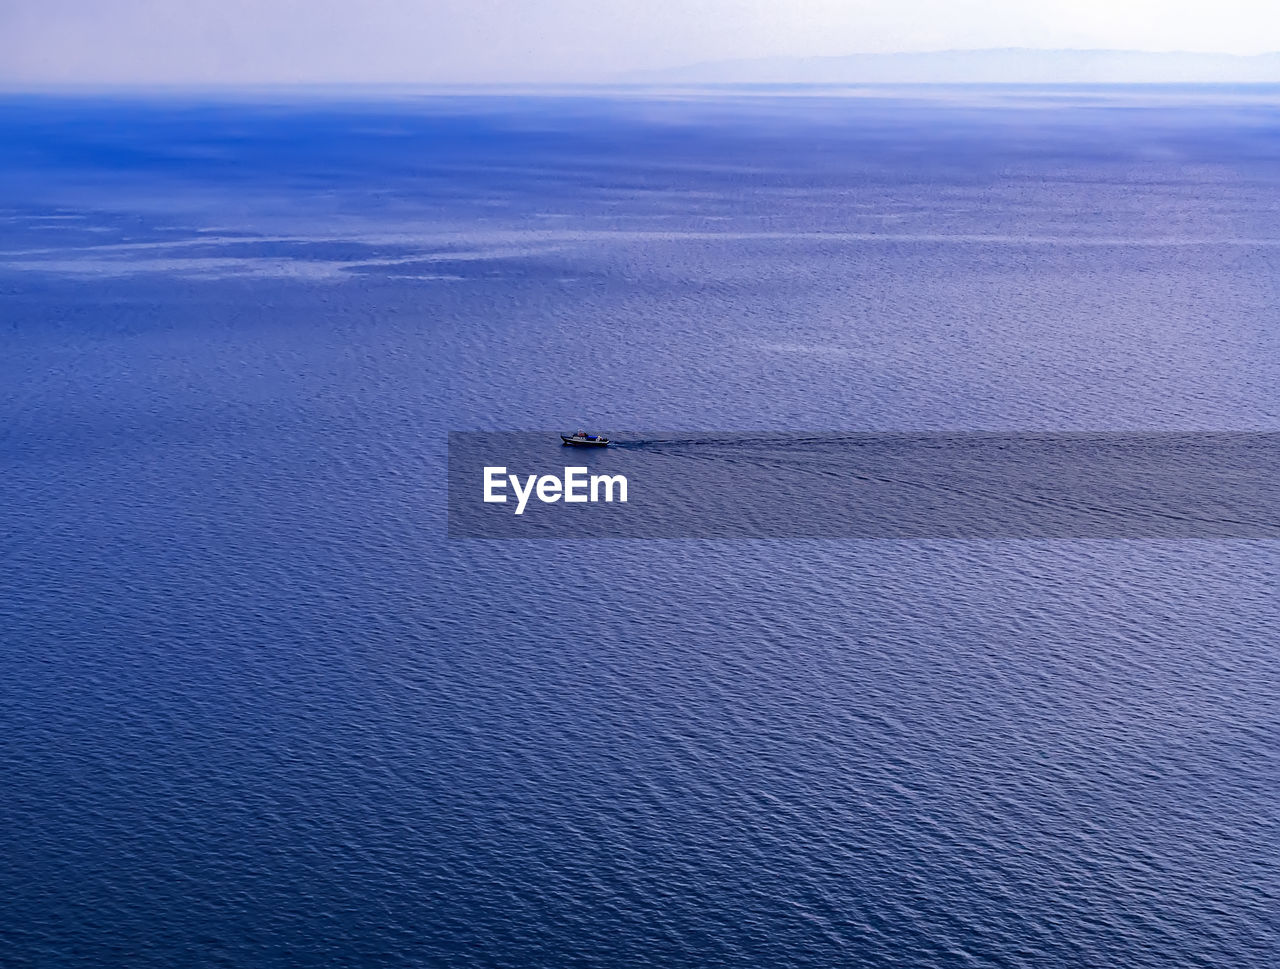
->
[[2, 90, 1278, 967]]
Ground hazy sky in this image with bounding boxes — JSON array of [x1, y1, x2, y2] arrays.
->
[[2, 0, 1278, 85]]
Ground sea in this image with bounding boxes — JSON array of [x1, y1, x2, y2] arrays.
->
[[1, 88, 1277, 967]]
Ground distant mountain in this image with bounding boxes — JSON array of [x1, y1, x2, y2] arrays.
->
[[626, 49, 1280, 85]]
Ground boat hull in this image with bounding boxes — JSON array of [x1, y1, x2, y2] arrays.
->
[[561, 435, 610, 447]]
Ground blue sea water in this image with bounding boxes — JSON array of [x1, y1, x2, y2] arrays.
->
[[1, 89, 1278, 967]]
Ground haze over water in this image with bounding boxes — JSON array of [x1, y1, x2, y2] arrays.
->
[[2, 89, 1277, 967]]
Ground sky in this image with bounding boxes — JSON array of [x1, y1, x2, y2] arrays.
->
[[1, 0, 1279, 86]]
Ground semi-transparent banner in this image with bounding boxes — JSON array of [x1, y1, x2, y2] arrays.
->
[[448, 432, 1280, 539]]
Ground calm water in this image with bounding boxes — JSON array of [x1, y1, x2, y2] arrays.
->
[[2, 90, 1278, 967]]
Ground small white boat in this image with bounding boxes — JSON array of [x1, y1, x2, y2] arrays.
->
[[561, 430, 610, 447]]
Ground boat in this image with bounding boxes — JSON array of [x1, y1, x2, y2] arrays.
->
[[561, 430, 610, 447]]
